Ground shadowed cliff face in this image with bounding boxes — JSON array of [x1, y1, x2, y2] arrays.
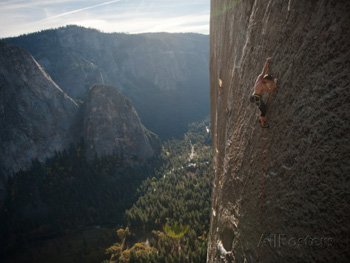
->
[[0, 42, 78, 175], [0, 42, 78, 202], [208, 1, 350, 262]]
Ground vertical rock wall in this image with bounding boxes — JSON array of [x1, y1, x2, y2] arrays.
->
[[208, 0, 350, 262]]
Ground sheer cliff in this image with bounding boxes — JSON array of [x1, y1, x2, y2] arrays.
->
[[208, 1, 350, 262]]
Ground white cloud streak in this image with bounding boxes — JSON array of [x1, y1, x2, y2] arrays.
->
[[39, 0, 122, 21], [0, 0, 79, 10], [70, 13, 209, 34]]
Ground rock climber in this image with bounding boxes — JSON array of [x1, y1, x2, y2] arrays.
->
[[250, 57, 277, 128]]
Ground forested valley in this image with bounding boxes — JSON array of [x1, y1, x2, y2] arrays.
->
[[0, 120, 212, 263], [104, 120, 212, 262]]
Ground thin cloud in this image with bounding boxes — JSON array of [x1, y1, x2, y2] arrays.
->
[[0, 0, 78, 10], [70, 14, 209, 34], [39, 0, 122, 21]]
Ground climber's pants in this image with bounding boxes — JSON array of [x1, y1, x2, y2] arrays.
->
[[259, 100, 267, 117], [250, 94, 267, 117]]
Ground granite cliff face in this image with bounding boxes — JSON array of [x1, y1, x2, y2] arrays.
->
[[83, 85, 158, 161], [208, 1, 350, 262], [0, 42, 78, 176], [6, 27, 209, 138]]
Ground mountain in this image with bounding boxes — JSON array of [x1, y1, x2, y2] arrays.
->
[[5, 26, 210, 138], [82, 84, 158, 160], [208, 1, 350, 262], [0, 42, 160, 198], [0, 41, 78, 184]]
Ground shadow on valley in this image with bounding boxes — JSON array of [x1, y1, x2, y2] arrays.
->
[[0, 140, 161, 263], [0, 120, 212, 263]]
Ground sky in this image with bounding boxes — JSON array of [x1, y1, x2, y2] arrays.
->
[[0, 0, 210, 38]]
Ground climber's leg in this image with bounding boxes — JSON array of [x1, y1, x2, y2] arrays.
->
[[259, 101, 269, 128]]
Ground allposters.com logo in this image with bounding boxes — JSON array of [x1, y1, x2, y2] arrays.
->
[[257, 233, 335, 248]]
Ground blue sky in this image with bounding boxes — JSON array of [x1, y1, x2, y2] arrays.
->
[[0, 0, 210, 38]]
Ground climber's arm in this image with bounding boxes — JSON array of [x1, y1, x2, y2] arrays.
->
[[261, 57, 272, 75]]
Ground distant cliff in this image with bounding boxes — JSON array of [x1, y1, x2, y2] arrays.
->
[[208, 1, 350, 262], [83, 85, 158, 160], [5, 26, 210, 138], [0, 42, 78, 175]]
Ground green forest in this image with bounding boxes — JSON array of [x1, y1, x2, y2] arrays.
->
[[104, 120, 213, 262], [0, 141, 160, 262]]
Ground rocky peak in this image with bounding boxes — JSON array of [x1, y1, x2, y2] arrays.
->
[[83, 84, 158, 161]]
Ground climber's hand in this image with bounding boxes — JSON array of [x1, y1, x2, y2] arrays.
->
[[266, 57, 272, 62]]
